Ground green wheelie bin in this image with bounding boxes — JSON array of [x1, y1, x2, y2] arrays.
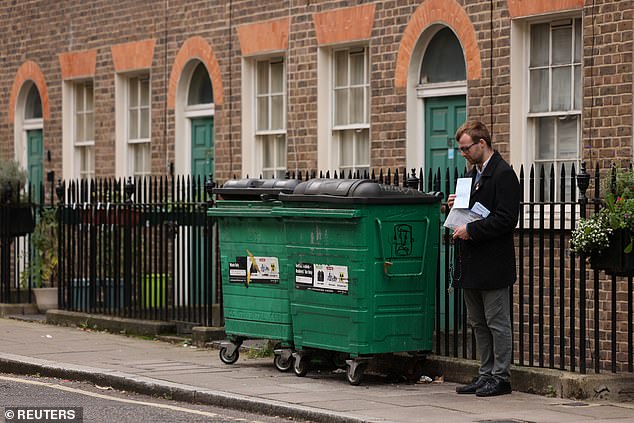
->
[[208, 178, 299, 371], [273, 179, 442, 384]]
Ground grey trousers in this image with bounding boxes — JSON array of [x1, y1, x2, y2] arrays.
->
[[463, 287, 512, 382]]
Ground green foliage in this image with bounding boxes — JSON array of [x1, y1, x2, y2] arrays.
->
[[21, 208, 59, 287], [601, 166, 634, 201], [0, 159, 27, 202], [544, 385, 557, 398], [245, 340, 275, 359], [570, 213, 612, 255], [571, 167, 634, 255]]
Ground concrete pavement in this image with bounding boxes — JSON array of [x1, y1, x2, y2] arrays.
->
[[0, 317, 633, 423]]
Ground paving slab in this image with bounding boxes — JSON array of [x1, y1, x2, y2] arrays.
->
[[0, 317, 633, 423]]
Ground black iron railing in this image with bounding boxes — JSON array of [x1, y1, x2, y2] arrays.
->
[[55, 175, 220, 327], [0, 181, 49, 305], [3, 163, 632, 374]]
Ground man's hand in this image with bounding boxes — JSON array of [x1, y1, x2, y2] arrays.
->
[[452, 224, 470, 240], [447, 194, 456, 209]]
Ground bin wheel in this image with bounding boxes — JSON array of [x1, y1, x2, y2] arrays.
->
[[219, 346, 239, 365], [331, 352, 347, 368], [294, 357, 309, 377], [274, 354, 293, 372], [347, 362, 367, 386]]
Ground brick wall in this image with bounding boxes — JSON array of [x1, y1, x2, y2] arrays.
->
[[2, 1, 631, 180], [287, 1, 319, 172], [582, 0, 633, 170], [0, 0, 233, 179]]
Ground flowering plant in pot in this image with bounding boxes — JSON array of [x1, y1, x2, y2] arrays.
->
[[21, 207, 59, 312], [571, 167, 634, 276]]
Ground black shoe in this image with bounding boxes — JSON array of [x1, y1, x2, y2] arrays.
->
[[475, 379, 512, 397], [456, 376, 491, 394]]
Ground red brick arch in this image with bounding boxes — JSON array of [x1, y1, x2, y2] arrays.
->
[[168, 36, 223, 108], [395, 0, 481, 88], [8, 60, 50, 122]]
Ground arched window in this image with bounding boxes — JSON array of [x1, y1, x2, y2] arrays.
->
[[24, 84, 42, 119], [187, 63, 213, 106], [420, 28, 466, 84]]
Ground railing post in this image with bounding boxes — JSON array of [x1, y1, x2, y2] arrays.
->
[[406, 168, 419, 190], [0, 183, 11, 303], [55, 180, 64, 307], [205, 174, 215, 208], [205, 174, 216, 320], [123, 177, 134, 312], [576, 161, 590, 374], [124, 177, 135, 203]]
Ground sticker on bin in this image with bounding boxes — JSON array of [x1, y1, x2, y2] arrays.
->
[[295, 263, 348, 294], [229, 256, 279, 284]]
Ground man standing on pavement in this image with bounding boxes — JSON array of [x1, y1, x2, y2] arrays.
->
[[447, 120, 520, 397]]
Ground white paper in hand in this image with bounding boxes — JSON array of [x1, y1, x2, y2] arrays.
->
[[453, 178, 472, 209], [471, 201, 490, 218], [444, 207, 483, 229]]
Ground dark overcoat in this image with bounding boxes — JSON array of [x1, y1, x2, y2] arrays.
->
[[453, 151, 520, 290]]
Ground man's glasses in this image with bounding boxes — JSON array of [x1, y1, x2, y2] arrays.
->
[[458, 142, 479, 153]]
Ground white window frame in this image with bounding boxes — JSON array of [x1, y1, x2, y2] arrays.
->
[[255, 57, 286, 178], [510, 13, 583, 227], [318, 45, 370, 174], [74, 81, 95, 179], [528, 18, 582, 193], [115, 72, 151, 178], [241, 54, 287, 178]]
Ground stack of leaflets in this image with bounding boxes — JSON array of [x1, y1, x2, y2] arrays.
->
[[444, 177, 490, 230]]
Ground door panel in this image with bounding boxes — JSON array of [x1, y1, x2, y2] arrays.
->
[[425, 96, 467, 178], [189, 117, 214, 307], [27, 129, 43, 202], [191, 118, 214, 180], [424, 96, 466, 332]]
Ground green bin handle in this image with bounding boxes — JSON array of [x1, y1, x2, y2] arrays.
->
[[271, 207, 362, 219], [375, 217, 430, 278]]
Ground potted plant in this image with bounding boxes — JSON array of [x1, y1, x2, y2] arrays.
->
[[21, 207, 59, 312], [0, 159, 35, 237], [571, 167, 634, 276]]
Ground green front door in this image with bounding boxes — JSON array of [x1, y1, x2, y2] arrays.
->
[[190, 117, 214, 307], [191, 117, 214, 181], [27, 129, 43, 202], [425, 96, 467, 175], [424, 96, 466, 332]]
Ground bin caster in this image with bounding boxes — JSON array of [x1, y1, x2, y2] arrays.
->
[[292, 351, 309, 377], [346, 359, 369, 386], [219, 341, 241, 365], [331, 352, 348, 369], [273, 348, 294, 372]]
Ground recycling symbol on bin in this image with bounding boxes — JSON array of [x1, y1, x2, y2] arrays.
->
[[392, 224, 413, 256]]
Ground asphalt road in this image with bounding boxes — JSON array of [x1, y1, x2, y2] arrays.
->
[[0, 373, 314, 423]]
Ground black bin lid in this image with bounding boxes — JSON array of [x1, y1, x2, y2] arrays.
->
[[214, 178, 301, 200], [279, 179, 442, 204]]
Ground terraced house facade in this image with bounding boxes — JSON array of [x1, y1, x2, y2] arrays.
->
[[0, 1, 632, 373], [1, 0, 631, 184]]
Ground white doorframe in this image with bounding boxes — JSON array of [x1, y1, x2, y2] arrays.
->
[[175, 61, 214, 177], [14, 82, 43, 170], [405, 24, 468, 172]]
